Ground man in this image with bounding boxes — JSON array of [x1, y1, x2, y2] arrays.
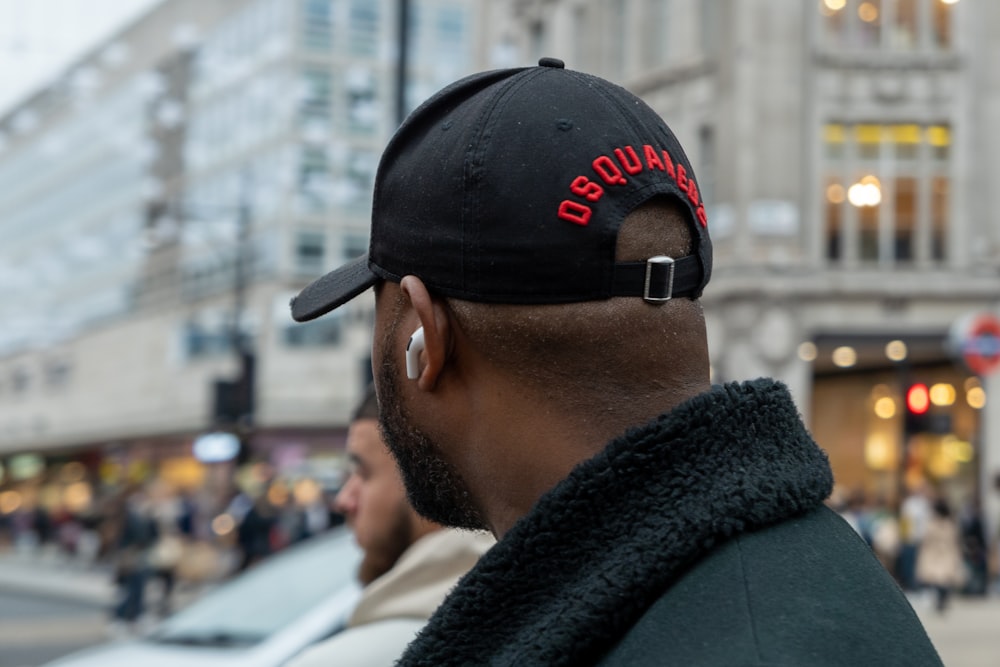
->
[[287, 386, 492, 667], [291, 59, 942, 665]]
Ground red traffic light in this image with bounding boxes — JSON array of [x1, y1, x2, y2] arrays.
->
[[906, 383, 930, 415]]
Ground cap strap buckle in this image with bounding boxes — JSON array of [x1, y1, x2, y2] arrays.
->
[[643, 256, 675, 304]]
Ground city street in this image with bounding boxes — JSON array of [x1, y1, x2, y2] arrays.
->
[[0, 581, 998, 666], [0, 590, 107, 667], [915, 595, 1000, 667]]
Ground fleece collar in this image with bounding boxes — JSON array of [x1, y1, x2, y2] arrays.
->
[[397, 380, 834, 667]]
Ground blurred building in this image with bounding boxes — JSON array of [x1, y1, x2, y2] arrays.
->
[[0, 0, 505, 519], [505, 0, 1000, 537]]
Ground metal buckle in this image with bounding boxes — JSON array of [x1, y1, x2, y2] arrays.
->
[[643, 256, 675, 303]]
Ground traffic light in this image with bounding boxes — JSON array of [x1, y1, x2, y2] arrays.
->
[[905, 383, 929, 416], [903, 382, 950, 436]]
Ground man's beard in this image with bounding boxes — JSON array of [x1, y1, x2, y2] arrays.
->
[[357, 502, 413, 586], [375, 341, 487, 531]]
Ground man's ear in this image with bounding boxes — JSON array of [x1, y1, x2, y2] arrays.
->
[[400, 276, 451, 391]]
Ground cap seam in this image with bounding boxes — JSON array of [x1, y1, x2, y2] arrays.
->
[[464, 67, 549, 294]]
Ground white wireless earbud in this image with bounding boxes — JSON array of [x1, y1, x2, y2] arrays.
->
[[405, 326, 425, 380]]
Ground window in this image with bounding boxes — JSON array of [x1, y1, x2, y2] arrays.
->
[[345, 68, 377, 134], [345, 150, 377, 208], [283, 314, 342, 347], [45, 359, 71, 389], [295, 230, 326, 275], [183, 321, 233, 359], [823, 122, 951, 265], [298, 146, 330, 213], [436, 7, 467, 62], [11, 367, 30, 394], [299, 67, 332, 125], [572, 6, 592, 72], [342, 233, 368, 261], [608, 0, 627, 78], [528, 21, 546, 63], [642, 0, 671, 66], [301, 0, 333, 51], [818, 0, 957, 52], [699, 0, 718, 57], [348, 0, 379, 56]]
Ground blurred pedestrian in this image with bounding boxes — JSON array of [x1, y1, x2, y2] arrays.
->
[[290, 59, 943, 665], [286, 385, 492, 667], [146, 481, 186, 616], [869, 496, 901, 577], [959, 497, 988, 596], [916, 498, 966, 613], [236, 493, 278, 571], [111, 487, 158, 629], [899, 483, 933, 590]]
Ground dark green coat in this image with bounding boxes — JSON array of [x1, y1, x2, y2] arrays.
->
[[397, 380, 942, 666], [598, 506, 939, 666]]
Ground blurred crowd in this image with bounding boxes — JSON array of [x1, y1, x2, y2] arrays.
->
[[831, 485, 991, 612], [0, 466, 345, 626]]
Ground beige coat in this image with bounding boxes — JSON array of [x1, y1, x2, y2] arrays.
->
[[288, 528, 493, 667], [915, 516, 965, 588]]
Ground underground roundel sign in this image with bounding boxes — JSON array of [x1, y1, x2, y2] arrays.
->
[[954, 313, 1000, 377]]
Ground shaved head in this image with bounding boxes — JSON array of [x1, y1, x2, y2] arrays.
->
[[447, 197, 708, 420]]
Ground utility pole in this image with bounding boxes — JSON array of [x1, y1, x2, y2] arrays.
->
[[211, 167, 255, 459], [395, 0, 411, 126]]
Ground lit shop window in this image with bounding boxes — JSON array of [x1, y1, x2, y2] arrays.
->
[[818, 0, 958, 51], [824, 123, 950, 265]]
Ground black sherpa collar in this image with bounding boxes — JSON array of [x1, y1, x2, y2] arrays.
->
[[397, 379, 834, 667]]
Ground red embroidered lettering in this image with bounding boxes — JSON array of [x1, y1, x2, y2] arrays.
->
[[593, 156, 627, 185], [614, 146, 643, 175], [696, 204, 708, 228], [660, 150, 676, 179], [686, 179, 700, 207], [676, 164, 688, 192], [643, 145, 665, 171], [569, 176, 604, 202], [558, 200, 592, 226]]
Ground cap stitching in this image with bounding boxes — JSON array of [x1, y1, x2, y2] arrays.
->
[[462, 68, 549, 294]]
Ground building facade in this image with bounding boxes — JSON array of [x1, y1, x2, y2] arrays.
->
[[504, 0, 1000, 541], [0, 0, 499, 517]]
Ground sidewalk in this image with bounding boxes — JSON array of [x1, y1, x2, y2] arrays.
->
[[0, 548, 115, 606], [2, 547, 999, 665], [912, 593, 1000, 667], [0, 546, 216, 609]]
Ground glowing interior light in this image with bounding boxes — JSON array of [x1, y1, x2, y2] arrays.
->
[[874, 396, 896, 419], [929, 383, 956, 407], [966, 386, 986, 409], [832, 346, 857, 368], [847, 176, 882, 207], [858, 2, 879, 22], [885, 340, 908, 362], [826, 183, 846, 203]]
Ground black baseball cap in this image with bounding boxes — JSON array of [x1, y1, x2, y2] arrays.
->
[[291, 57, 711, 323]]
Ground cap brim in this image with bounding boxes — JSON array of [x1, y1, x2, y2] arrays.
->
[[290, 255, 379, 322]]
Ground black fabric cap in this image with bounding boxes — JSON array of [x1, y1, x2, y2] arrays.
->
[[291, 58, 711, 322]]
